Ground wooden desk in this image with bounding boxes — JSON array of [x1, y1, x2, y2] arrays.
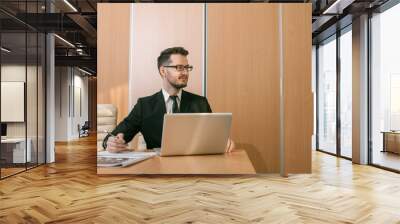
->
[[97, 150, 256, 175]]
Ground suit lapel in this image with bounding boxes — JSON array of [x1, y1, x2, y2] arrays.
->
[[180, 90, 190, 113], [154, 90, 166, 115]]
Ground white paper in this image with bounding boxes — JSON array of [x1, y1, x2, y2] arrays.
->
[[98, 151, 156, 159]]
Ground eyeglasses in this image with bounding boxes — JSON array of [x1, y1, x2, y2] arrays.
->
[[163, 64, 193, 72]]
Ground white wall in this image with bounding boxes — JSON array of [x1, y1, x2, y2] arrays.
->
[[1, 65, 35, 138], [72, 72, 89, 138], [55, 67, 69, 141], [54, 67, 89, 141]]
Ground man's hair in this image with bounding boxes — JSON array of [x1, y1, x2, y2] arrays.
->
[[157, 47, 189, 71]]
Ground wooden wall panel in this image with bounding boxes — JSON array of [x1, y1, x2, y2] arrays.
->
[[207, 4, 280, 173], [283, 4, 312, 173], [351, 15, 370, 164], [130, 3, 204, 108], [97, 4, 130, 123]]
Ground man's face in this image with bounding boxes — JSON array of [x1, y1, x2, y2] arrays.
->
[[161, 54, 189, 89]]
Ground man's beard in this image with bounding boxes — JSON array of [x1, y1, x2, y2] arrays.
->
[[170, 82, 187, 89], [167, 77, 187, 89]]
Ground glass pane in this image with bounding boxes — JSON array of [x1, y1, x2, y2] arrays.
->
[[27, 31, 38, 169], [1, 31, 27, 178], [340, 29, 352, 158], [371, 4, 400, 171], [312, 46, 317, 151], [318, 37, 337, 154], [38, 33, 45, 165]]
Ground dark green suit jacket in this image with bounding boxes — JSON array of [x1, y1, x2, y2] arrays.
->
[[103, 90, 212, 149]]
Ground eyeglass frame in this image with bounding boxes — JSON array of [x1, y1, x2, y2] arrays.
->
[[163, 64, 194, 72]]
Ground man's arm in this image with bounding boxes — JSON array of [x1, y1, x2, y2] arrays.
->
[[204, 98, 212, 113], [103, 98, 143, 150]]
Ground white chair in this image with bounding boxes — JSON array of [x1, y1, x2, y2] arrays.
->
[[97, 104, 147, 151]]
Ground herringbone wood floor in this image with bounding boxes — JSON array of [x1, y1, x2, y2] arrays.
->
[[1, 135, 400, 223]]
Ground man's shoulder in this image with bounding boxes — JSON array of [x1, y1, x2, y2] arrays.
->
[[183, 90, 211, 112], [137, 91, 162, 103], [183, 90, 207, 101], [136, 90, 208, 104]]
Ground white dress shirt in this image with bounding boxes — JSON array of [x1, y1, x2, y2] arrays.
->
[[161, 88, 182, 114]]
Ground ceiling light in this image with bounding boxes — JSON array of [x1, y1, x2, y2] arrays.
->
[[54, 34, 75, 48], [1, 47, 11, 53], [322, 0, 354, 15], [78, 67, 93, 76], [63, 0, 78, 12]]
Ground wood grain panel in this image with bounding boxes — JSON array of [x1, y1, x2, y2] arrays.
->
[[130, 3, 204, 109], [207, 4, 280, 173], [282, 4, 312, 173], [97, 4, 131, 123]]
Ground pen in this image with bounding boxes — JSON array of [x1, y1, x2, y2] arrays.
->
[[121, 154, 156, 167], [104, 130, 115, 137]]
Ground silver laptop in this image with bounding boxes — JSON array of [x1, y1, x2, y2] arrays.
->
[[159, 113, 232, 156]]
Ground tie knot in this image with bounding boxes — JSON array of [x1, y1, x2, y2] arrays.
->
[[170, 95, 178, 100]]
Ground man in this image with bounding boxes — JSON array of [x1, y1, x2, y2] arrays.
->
[[104, 47, 234, 152]]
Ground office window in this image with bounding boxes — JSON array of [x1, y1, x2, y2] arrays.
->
[[27, 31, 39, 170], [317, 36, 337, 154], [312, 46, 317, 151], [340, 28, 352, 158], [371, 3, 400, 171], [0, 2, 46, 179], [1, 32, 28, 178]]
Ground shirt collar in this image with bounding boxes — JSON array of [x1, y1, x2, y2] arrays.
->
[[161, 88, 182, 103]]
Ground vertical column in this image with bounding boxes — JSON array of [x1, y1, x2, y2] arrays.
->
[[352, 14, 369, 164], [278, 4, 286, 176], [46, 33, 55, 163], [282, 3, 313, 174]]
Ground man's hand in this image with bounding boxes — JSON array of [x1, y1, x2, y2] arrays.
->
[[106, 133, 128, 153], [225, 138, 235, 153]]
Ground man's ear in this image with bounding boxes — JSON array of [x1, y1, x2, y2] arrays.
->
[[159, 66, 166, 78]]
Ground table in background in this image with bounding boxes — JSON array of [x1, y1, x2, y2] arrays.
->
[[1, 138, 32, 165], [381, 131, 400, 154]]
